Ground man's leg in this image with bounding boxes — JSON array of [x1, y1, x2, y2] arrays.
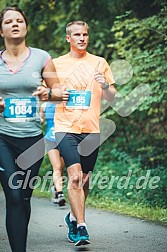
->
[[67, 163, 85, 224], [67, 163, 90, 246], [82, 172, 91, 201], [56, 133, 90, 245], [80, 133, 100, 201], [48, 148, 66, 206]]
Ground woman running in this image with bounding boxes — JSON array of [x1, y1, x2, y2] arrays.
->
[[0, 6, 68, 252]]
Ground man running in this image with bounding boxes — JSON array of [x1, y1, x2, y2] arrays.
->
[[53, 21, 116, 246]]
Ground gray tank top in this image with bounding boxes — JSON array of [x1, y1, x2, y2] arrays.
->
[[0, 47, 51, 137]]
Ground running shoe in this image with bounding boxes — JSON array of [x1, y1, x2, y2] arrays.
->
[[75, 226, 90, 246], [51, 186, 58, 204], [57, 193, 66, 207], [64, 213, 77, 243]]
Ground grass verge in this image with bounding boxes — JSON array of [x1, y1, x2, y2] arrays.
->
[[33, 187, 167, 226], [86, 195, 167, 226]]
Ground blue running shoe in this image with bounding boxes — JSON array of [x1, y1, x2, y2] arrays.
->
[[64, 213, 77, 243], [75, 226, 90, 246]]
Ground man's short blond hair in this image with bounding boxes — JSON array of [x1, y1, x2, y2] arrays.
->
[[66, 21, 89, 35]]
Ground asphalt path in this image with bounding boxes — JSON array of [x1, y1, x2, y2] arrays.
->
[[0, 191, 167, 252]]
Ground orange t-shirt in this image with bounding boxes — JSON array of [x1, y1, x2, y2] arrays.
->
[[53, 52, 114, 133]]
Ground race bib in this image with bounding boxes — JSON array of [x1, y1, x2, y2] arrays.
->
[[45, 126, 55, 141], [3, 97, 37, 122], [66, 90, 91, 109]]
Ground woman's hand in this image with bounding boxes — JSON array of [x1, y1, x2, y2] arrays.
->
[[32, 86, 49, 101], [0, 97, 5, 113]]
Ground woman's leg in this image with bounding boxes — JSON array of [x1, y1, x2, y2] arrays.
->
[[0, 135, 27, 252], [21, 156, 44, 227], [0, 134, 44, 252], [17, 134, 45, 228]]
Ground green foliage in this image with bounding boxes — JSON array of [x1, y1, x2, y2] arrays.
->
[[0, 0, 166, 209], [97, 8, 167, 207], [90, 146, 167, 208]]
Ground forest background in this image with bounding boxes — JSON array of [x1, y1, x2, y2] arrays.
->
[[0, 0, 166, 222]]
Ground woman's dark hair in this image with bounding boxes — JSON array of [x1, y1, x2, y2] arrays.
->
[[0, 6, 28, 30]]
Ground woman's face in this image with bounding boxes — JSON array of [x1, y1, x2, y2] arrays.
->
[[0, 10, 27, 41]]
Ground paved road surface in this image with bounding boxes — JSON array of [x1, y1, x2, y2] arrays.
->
[[0, 191, 167, 252]]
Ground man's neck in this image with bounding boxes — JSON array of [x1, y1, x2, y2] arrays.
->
[[69, 50, 87, 58]]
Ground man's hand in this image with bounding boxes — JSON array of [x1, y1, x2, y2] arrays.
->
[[32, 86, 48, 101], [94, 72, 116, 102], [62, 90, 69, 101], [94, 72, 106, 89], [50, 84, 69, 102], [0, 97, 5, 113]]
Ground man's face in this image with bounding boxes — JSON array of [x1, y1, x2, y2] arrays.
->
[[66, 24, 89, 52]]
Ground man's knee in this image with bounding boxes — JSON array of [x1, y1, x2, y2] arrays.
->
[[68, 171, 83, 189]]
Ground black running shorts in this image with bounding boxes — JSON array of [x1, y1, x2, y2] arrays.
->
[[55, 133, 100, 174]]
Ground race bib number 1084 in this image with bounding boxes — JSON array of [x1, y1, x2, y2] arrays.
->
[[3, 97, 37, 122]]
